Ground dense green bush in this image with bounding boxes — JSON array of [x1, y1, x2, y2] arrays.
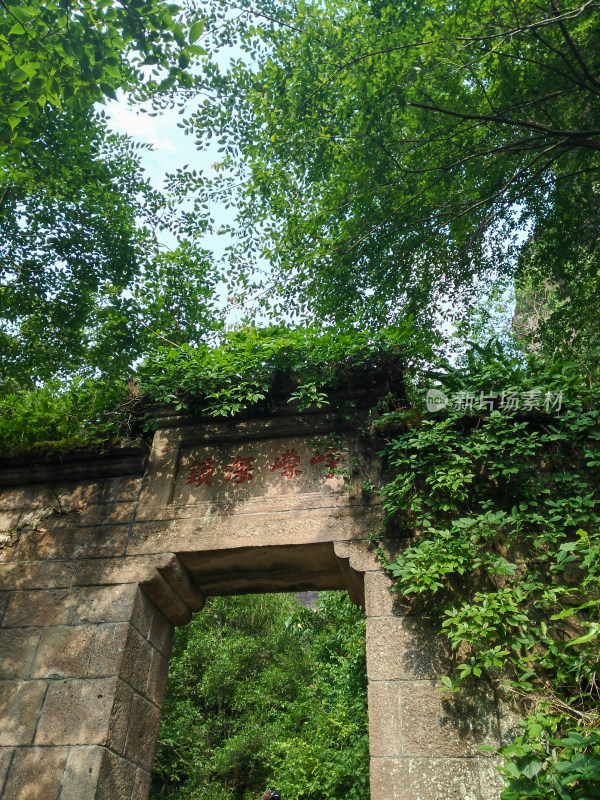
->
[[0, 324, 420, 455], [137, 323, 417, 416], [0, 377, 131, 456]]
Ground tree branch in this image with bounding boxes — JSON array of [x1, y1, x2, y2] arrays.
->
[[550, 0, 600, 89], [408, 101, 600, 150]]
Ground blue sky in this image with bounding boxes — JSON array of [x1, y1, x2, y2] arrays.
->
[[105, 94, 230, 260]]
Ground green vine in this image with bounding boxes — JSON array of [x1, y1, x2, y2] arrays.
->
[[0, 324, 419, 457], [374, 346, 600, 799]]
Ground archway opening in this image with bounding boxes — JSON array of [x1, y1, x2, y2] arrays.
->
[[149, 587, 369, 800]]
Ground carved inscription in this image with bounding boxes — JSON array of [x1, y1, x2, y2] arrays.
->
[[176, 438, 346, 505]]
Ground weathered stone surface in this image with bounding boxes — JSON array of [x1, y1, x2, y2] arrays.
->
[[0, 541, 15, 564], [50, 525, 129, 561], [333, 539, 381, 573], [0, 511, 21, 532], [0, 746, 14, 791], [136, 424, 373, 521], [95, 750, 137, 800], [0, 629, 40, 679], [74, 584, 138, 625], [100, 475, 143, 504], [2, 746, 68, 800], [0, 681, 47, 745], [34, 677, 119, 746], [67, 502, 137, 528], [58, 746, 104, 800], [146, 648, 169, 708], [54, 480, 105, 507], [131, 587, 155, 638], [124, 694, 161, 769], [367, 682, 401, 758], [498, 700, 527, 746], [157, 558, 205, 612], [73, 554, 175, 588], [120, 626, 153, 697], [0, 485, 56, 511], [60, 746, 137, 800], [12, 530, 54, 562], [0, 415, 509, 800], [107, 679, 134, 753], [478, 757, 505, 797], [180, 541, 348, 598], [399, 680, 501, 757], [364, 570, 396, 617], [147, 606, 174, 658], [131, 767, 151, 800], [87, 623, 129, 677], [0, 591, 10, 624], [366, 616, 449, 681], [31, 625, 96, 680], [141, 570, 191, 626], [370, 757, 483, 800], [3, 589, 78, 628], [0, 561, 75, 590], [128, 506, 379, 555]]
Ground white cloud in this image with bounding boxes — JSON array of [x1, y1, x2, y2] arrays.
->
[[104, 98, 176, 152]]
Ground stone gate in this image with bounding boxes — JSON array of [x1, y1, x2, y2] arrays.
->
[[0, 408, 508, 799]]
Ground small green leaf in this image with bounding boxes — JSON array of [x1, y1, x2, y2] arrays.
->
[[189, 19, 205, 43]]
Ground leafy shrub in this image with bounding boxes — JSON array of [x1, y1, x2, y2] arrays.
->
[[0, 377, 131, 456], [137, 323, 419, 416]]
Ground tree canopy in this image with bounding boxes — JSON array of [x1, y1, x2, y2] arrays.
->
[[0, 0, 217, 385], [179, 0, 600, 345], [0, 0, 193, 152]]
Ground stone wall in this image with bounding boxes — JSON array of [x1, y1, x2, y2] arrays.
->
[[0, 411, 508, 799]]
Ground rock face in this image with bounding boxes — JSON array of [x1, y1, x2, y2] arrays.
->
[[0, 409, 505, 800]]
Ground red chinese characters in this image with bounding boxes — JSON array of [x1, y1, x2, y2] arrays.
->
[[310, 449, 342, 478], [184, 445, 343, 490], [270, 448, 302, 479], [186, 458, 215, 487], [224, 456, 256, 485]]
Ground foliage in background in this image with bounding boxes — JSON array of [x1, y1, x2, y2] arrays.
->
[[0, 324, 419, 456], [375, 344, 600, 799], [0, 0, 218, 387], [0, 102, 224, 386], [151, 592, 369, 800], [0, 0, 193, 152], [1, 109, 148, 383]]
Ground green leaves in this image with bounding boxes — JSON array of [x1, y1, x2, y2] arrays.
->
[[189, 19, 205, 44], [137, 323, 415, 417], [499, 729, 600, 800], [185, 0, 600, 345], [0, 0, 194, 152], [0, 377, 130, 456], [378, 348, 600, 798]]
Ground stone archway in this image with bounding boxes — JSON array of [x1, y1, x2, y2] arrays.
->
[[0, 409, 506, 800]]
